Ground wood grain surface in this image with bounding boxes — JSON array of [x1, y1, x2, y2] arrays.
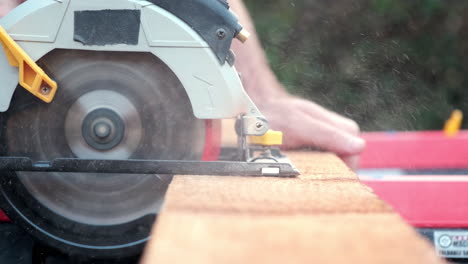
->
[[141, 152, 444, 264]]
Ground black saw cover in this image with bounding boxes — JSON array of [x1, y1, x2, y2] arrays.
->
[[148, 0, 242, 64]]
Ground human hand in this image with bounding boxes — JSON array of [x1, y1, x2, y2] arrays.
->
[[228, 0, 365, 170], [257, 95, 365, 170], [0, 0, 21, 17]]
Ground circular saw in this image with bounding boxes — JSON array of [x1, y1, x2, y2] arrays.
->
[[0, 0, 299, 259]]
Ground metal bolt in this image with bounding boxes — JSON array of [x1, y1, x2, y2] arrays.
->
[[255, 122, 264, 130], [40, 86, 50, 95], [216, 28, 226, 40], [94, 122, 112, 139]]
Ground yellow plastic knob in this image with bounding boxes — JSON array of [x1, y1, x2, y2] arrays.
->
[[249, 130, 283, 146], [444, 109, 463, 137], [0, 25, 57, 103]]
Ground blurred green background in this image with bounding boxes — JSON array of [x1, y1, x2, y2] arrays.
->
[[244, 0, 468, 131]]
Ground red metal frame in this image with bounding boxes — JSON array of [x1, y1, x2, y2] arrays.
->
[[363, 176, 468, 228], [360, 130, 468, 228], [359, 130, 468, 169]]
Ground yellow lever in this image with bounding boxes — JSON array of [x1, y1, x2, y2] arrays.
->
[[249, 129, 283, 146], [0, 25, 57, 103], [444, 109, 463, 137]]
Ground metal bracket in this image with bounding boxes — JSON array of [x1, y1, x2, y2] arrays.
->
[[235, 115, 270, 161], [0, 157, 299, 177], [240, 115, 269, 136]]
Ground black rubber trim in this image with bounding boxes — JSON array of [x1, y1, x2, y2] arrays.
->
[[148, 0, 242, 64], [0, 180, 155, 258], [0, 223, 33, 264], [74, 10, 141, 46]]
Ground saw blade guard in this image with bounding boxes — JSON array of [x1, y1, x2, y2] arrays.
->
[[0, 0, 267, 131]]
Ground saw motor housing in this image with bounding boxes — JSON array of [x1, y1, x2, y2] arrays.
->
[[0, 0, 269, 135]]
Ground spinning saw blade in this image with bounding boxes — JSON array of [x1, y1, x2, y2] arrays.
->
[[0, 50, 211, 257]]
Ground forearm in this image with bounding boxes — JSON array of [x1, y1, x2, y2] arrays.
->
[[229, 0, 288, 102]]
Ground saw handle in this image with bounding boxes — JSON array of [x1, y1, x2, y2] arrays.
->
[[0, 25, 57, 103]]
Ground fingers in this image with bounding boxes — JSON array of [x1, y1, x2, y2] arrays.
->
[[291, 97, 360, 136], [340, 155, 360, 171], [258, 96, 365, 168], [282, 109, 365, 155]]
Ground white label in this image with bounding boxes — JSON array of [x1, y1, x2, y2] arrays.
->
[[434, 230, 468, 258], [261, 167, 280, 176]]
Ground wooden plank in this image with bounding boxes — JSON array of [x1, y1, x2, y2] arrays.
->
[[141, 152, 445, 264]]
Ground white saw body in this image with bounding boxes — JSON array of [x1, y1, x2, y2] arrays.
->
[[0, 0, 266, 125]]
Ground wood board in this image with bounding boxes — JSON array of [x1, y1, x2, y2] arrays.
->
[[141, 152, 444, 264]]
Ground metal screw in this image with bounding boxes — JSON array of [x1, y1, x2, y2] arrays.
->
[[40, 86, 50, 95], [216, 28, 226, 40], [255, 122, 264, 130]]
